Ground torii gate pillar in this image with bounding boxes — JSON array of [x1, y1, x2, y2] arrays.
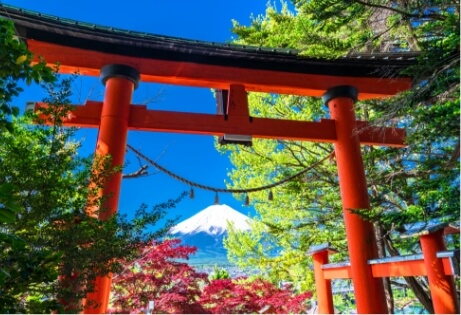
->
[[83, 64, 140, 314], [420, 229, 459, 313], [323, 86, 388, 314]]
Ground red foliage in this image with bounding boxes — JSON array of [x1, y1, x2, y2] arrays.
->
[[109, 239, 311, 314], [199, 277, 312, 314], [109, 239, 209, 314]]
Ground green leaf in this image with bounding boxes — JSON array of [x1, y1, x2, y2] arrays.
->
[[0, 183, 22, 213], [0, 208, 16, 223], [11, 106, 20, 116], [15, 54, 27, 64], [0, 232, 25, 249], [0, 268, 11, 284]]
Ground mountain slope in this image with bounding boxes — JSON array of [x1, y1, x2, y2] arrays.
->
[[170, 204, 251, 235], [169, 204, 252, 266]]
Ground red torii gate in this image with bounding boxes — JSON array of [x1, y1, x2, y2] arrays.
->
[[4, 4, 453, 314], [308, 222, 459, 314]]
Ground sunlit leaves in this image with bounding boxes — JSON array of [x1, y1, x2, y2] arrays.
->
[[218, 92, 343, 290], [224, 1, 459, 312], [0, 20, 55, 126]]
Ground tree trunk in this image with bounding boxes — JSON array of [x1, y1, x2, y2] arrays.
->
[[375, 223, 394, 313]]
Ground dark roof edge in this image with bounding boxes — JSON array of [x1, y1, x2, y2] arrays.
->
[[0, 4, 420, 78]]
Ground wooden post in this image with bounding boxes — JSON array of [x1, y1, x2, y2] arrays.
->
[[83, 64, 140, 314], [308, 243, 337, 314], [323, 86, 388, 314], [420, 229, 459, 314]]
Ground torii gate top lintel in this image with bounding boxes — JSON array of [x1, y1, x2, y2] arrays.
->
[[1, 4, 417, 99]]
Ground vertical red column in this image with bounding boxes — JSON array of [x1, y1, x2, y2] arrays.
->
[[323, 86, 387, 314], [420, 229, 459, 314], [308, 244, 336, 314], [84, 64, 140, 314]]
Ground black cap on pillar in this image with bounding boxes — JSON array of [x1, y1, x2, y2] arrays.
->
[[100, 64, 141, 89], [322, 85, 358, 105]]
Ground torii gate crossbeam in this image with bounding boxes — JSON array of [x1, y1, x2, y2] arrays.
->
[[33, 84, 406, 147]]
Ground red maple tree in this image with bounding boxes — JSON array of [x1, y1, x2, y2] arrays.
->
[[109, 239, 208, 314], [199, 278, 312, 314], [110, 239, 312, 314]]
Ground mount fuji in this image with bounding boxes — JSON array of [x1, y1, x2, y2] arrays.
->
[[169, 204, 252, 267]]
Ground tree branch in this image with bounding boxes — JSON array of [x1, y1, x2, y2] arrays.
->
[[352, 0, 447, 21], [122, 165, 149, 179]]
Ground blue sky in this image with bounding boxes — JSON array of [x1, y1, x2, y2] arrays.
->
[[4, 1, 278, 222]]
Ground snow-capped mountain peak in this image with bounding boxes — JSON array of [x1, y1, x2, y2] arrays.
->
[[169, 204, 251, 236]]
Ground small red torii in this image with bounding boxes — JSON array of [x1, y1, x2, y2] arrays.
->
[[308, 222, 459, 314]]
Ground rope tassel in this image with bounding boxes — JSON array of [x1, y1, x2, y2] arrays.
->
[[189, 187, 194, 199], [268, 190, 273, 201], [245, 194, 250, 206], [214, 192, 219, 205]]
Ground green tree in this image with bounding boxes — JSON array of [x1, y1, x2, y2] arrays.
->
[[0, 18, 56, 309], [221, 93, 344, 293], [221, 0, 459, 312], [0, 18, 55, 254], [0, 75, 182, 313], [0, 18, 182, 313]]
